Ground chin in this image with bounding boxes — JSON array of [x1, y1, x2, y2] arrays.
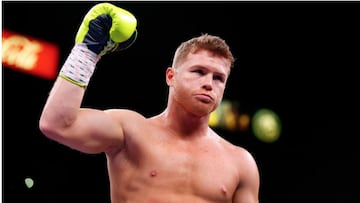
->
[[191, 106, 213, 117]]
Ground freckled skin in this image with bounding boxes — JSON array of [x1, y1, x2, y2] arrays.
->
[[40, 41, 260, 203], [106, 114, 257, 202], [102, 49, 261, 202]]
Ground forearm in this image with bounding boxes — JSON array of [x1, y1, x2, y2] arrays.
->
[[39, 43, 97, 136], [39, 77, 85, 137]]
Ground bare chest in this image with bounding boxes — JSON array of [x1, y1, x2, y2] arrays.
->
[[131, 136, 239, 200]]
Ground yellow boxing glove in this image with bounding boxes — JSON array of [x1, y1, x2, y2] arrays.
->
[[75, 2, 137, 56], [59, 3, 137, 88]]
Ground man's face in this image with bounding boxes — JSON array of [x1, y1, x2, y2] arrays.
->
[[167, 49, 231, 117]]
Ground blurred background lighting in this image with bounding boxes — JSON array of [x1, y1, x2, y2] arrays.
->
[[24, 177, 34, 189], [251, 108, 282, 143]]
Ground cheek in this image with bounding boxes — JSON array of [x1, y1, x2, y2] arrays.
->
[[172, 80, 190, 100], [215, 85, 226, 98], [175, 75, 194, 91]]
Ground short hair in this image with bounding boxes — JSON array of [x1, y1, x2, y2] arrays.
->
[[171, 33, 235, 69]]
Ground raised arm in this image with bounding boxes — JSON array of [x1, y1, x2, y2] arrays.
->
[[39, 3, 137, 154]]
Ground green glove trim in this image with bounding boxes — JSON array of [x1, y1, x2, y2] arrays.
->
[[59, 74, 87, 89]]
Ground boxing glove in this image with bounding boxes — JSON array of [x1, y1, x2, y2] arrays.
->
[[59, 3, 137, 88], [75, 2, 137, 56]]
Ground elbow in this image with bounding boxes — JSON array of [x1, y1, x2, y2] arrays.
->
[[39, 113, 65, 141], [39, 116, 56, 140]]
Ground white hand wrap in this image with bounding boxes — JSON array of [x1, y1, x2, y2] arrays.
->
[[59, 43, 100, 88]]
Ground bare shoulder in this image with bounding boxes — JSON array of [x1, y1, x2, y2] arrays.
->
[[213, 130, 259, 170], [103, 109, 149, 138], [104, 109, 146, 123], [103, 109, 165, 138], [214, 132, 260, 190], [214, 135, 260, 202]]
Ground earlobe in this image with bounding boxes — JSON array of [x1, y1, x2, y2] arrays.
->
[[166, 67, 174, 86]]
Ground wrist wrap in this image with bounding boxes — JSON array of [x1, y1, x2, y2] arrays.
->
[[59, 43, 100, 88]]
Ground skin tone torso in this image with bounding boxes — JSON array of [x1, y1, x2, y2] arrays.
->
[[105, 111, 257, 203], [40, 49, 260, 203]]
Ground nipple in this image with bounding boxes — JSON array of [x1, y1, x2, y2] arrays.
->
[[150, 170, 157, 177], [221, 186, 227, 195]]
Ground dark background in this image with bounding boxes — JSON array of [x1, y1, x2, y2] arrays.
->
[[2, 1, 360, 203]]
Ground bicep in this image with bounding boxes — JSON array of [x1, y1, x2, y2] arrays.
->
[[57, 108, 126, 154], [233, 150, 260, 203]]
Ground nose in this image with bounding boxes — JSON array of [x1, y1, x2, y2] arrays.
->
[[202, 74, 213, 90]]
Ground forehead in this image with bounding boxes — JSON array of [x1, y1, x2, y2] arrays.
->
[[182, 49, 231, 75]]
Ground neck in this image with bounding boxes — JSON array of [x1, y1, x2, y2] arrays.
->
[[159, 104, 211, 138]]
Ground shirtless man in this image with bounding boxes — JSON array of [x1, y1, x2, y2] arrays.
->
[[39, 3, 260, 203]]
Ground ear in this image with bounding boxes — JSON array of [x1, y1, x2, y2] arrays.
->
[[166, 67, 175, 86]]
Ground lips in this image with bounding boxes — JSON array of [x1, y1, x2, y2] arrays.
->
[[194, 93, 214, 103]]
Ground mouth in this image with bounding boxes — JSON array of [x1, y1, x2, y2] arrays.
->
[[194, 94, 214, 103]]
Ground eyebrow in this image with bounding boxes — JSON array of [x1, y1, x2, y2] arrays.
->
[[191, 65, 228, 78]]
